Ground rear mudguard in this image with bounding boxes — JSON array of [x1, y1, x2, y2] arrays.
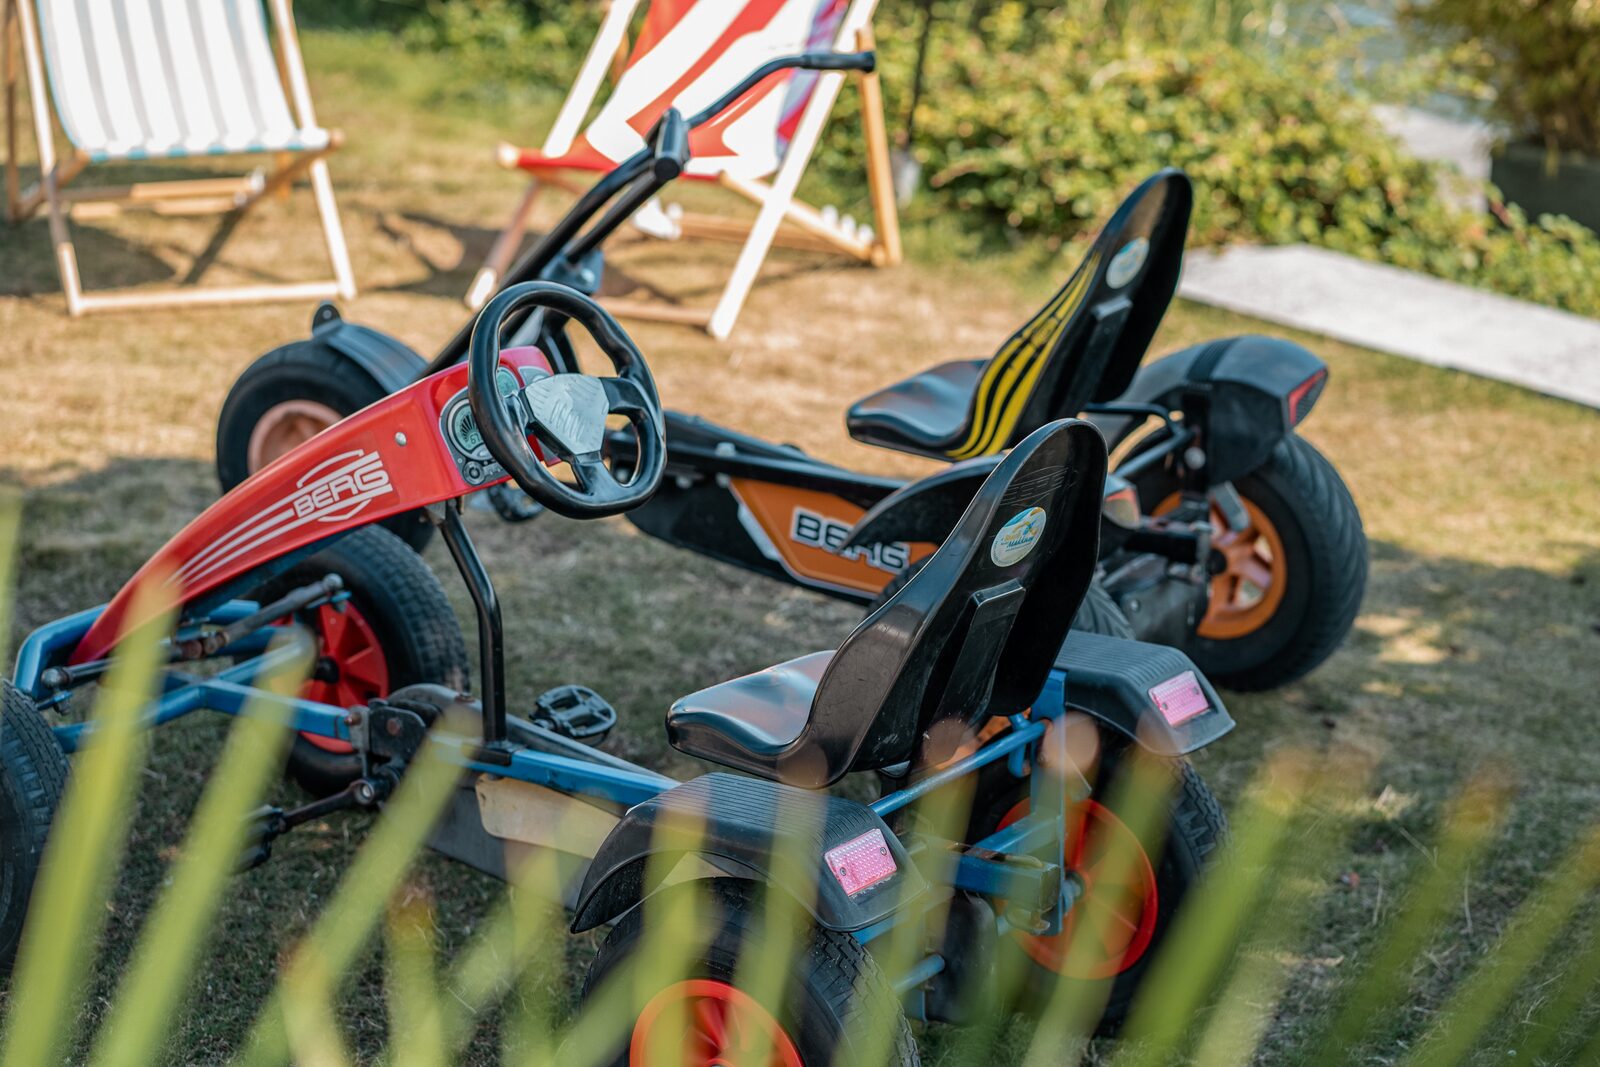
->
[[1048, 629, 1234, 756], [1090, 335, 1328, 485], [570, 772, 926, 933], [306, 303, 428, 393]]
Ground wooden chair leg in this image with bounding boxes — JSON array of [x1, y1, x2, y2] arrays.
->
[[4, 0, 20, 222], [466, 177, 541, 310], [308, 157, 356, 300], [44, 169, 84, 316], [856, 28, 902, 267]]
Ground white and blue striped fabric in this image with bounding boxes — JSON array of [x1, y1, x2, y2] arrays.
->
[[33, 0, 330, 163]]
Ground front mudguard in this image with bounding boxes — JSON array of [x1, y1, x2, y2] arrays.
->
[[1047, 630, 1235, 756], [1090, 335, 1328, 485], [571, 773, 926, 934], [305, 303, 429, 390]]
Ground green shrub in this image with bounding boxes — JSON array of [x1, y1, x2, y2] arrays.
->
[[1402, 0, 1600, 156], [814, 1, 1600, 318]]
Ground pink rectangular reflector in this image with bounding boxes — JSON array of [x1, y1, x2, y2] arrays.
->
[[1150, 671, 1209, 726], [825, 829, 897, 896]]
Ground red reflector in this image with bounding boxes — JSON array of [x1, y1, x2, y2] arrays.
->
[[825, 829, 897, 896], [1149, 671, 1209, 726], [1287, 369, 1328, 426]]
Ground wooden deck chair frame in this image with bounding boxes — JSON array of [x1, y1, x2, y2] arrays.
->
[[468, 0, 898, 340], [1, 0, 355, 315]]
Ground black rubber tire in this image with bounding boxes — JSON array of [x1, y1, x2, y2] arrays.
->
[[216, 341, 435, 552], [1131, 434, 1366, 690], [582, 878, 918, 1066], [0, 682, 69, 976], [872, 560, 1134, 639], [249, 526, 469, 797], [968, 738, 1226, 1035]]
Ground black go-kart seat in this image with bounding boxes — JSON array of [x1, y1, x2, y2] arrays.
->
[[667, 419, 1108, 788], [846, 169, 1193, 462]]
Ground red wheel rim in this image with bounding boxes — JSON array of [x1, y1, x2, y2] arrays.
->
[[997, 796, 1160, 979], [297, 603, 390, 754], [630, 979, 803, 1067]]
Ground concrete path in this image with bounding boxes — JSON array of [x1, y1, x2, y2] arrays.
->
[[1178, 244, 1600, 410]]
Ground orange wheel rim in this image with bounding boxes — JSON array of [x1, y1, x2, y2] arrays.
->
[[247, 400, 343, 473], [997, 797, 1160, 979], [630, 979, 804, 1067], [293, 603, 390, 754], [1157, 492, 1287, 640]]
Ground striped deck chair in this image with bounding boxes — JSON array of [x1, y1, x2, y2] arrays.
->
[[467, 0, 898, 339], [2, 0, 355, 315]]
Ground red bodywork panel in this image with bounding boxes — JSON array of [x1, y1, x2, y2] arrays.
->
[[72, 348, 554, 664]]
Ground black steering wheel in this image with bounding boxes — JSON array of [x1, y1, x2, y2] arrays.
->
[[468, 282, 665, 520]]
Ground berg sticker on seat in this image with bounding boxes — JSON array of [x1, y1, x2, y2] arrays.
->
[[991, 507, 1047, 566], [1107, 237, 1150, 289]]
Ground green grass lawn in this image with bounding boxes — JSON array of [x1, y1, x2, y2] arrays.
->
[[3, 30, 1599, 1065]]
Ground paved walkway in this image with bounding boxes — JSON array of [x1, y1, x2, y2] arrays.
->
[[1178, 244, 1600, 410]]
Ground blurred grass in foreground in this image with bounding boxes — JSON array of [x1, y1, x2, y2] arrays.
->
[[0, 521, 1597, 1067]]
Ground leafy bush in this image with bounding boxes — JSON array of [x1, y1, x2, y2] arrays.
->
[[815, 1, 1600, 318], [1402, 0, 1600, 156]]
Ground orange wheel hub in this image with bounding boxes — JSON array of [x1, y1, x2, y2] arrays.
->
[[1157, 492, 1287, 640], [997, 797, 1160, 980], [631, 979, 803, 1067], [247, 399, 343, 473]]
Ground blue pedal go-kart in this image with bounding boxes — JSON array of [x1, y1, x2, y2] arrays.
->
[[4, 284, 1233, 1061]]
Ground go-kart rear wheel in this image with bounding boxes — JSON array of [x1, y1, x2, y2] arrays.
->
[[581, 878, 917, 1066], [0, 682, 68, 976], [216, 341, 435, 552], [248, 526, 469, 797], [1139, 433, 1366, 690], [968, 735, 1226, 1035]]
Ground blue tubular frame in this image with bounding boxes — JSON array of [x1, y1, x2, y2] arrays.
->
[[13, 602, 1081, 1016]]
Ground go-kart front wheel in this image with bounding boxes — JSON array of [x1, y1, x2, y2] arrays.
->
[[248, 526, 469, 797], [1144, 433, 1367, 691], [216, 341, 435, 552], [0, 683, 69, 976], [580, 878, 918, 1066]]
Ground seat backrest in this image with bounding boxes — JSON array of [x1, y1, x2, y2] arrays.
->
[[784, 419, 1108, 786], [576, 0, 852, 179], [34, 0, 309, 159], [944, 170, 1193, 460]]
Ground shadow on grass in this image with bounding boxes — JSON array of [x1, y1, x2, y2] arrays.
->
[[370, 209, 872, 309]]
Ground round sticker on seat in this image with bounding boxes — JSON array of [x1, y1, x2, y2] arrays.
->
[[992, 507, 1048, 566], [1107, 237, 1149, 289]]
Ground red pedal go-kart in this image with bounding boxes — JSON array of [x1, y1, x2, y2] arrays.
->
[[6, 282, 1236, 1061], [215, 53, 1367, 716]]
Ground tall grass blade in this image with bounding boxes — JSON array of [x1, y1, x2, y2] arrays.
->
[[1404, 825, 1600, 1067], [1108, 751, 1311, 1067], [231, 710, 476, 1067], [386, 893, 447, 1067], [1, 578, 171, 1067], [86, 647, 304, 1067], [1305, 775, 1507, 1067]]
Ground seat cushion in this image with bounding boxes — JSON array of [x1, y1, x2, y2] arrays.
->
[[846, 360, 984, 459], [667, 651, 833, 782]]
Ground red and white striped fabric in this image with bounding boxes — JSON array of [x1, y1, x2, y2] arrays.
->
[[510, 0, 848, 182]]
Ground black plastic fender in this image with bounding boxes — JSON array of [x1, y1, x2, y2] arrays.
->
[[571, 773, 926, 934], [308, 303, 428, 391], [1052, 629, 1235, 755], [1090, 335, 1329, 485]]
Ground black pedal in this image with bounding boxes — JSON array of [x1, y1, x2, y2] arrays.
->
[[239, 805, 288, 872], [531, 684, 616, 744]]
